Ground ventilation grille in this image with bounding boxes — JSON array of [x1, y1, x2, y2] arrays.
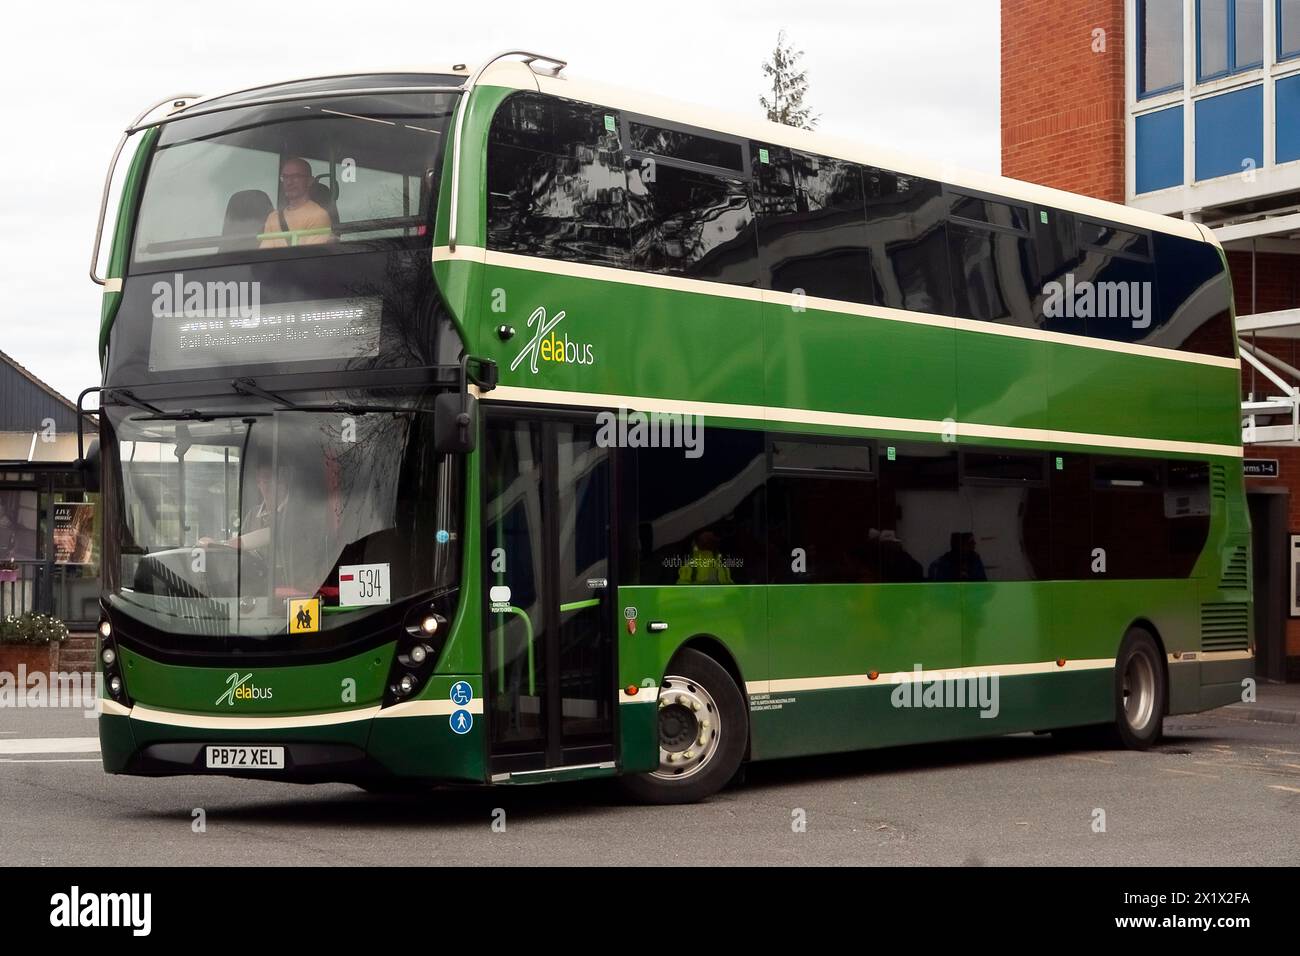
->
[[1201, 602, 1250, 652], [1211, 464, 1227, 499], [1219, 545, 1249, 590]]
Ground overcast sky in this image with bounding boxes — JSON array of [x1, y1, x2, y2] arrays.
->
[[0, 0, 998, 401]]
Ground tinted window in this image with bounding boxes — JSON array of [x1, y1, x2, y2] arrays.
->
[[878, 444, 964, 582], [962, 451, 1050, 581], [629, 123, 745, 171], [864, 169, 956, 316], [1050, 452, 1094, 579], [754, 146, 872, 303], [948, 205, 1036, 326], [621, 429, 765, 584], [625, 161, 757, 283], [487, 93, 630, 267], [1090, 457, 1209, 578], [1152, 232, 1235, 357], [1070, 220, 1159, 345], [767, 437, 877, 584]]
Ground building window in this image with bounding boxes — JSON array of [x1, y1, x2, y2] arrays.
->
[[1277, 72, 1300, 162], [1194, 84, 1264, 179], [1135, 105, 1185, 192], [1198, 0, 1263, 82], [1140, 0, 1186, 97], [1281, 0, 1300, 59]]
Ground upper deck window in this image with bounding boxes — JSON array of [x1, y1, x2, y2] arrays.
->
[[130, 88, 457, 270]]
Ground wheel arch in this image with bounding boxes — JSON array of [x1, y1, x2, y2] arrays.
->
[[666, 633, 752, 760]]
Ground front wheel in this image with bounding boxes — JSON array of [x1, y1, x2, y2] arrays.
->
[[619, 648, 748, 805]]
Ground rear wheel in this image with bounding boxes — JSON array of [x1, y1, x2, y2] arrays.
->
[[1113, 628, 1165, 749], [619, 648, 747, 805]]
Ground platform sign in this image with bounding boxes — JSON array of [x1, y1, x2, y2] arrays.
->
[[1244, 459, 1279, 478]]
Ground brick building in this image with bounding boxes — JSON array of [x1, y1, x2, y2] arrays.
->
[[1003, 0, 1300, 680]]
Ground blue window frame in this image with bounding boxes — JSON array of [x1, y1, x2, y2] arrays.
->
[[1136, 106, 1185, 192], [1198, 0, 1264, 81], [1139, 0, 1185, 98], [1281, 0, 1300, 60]]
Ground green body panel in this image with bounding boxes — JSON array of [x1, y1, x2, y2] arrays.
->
[[767, 584, 961, 677], [750, 670, 1113, 761], [98, 713, 138, 771], [617, 586, 768, 688], [618, 701, 658, 774], [117, 644, 392, 716], [366, 675, 484, 782]]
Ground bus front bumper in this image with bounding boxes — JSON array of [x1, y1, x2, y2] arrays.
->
[[98, 695, 487, 786]]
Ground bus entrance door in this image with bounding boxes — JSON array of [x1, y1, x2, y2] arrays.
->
[[483, 416, 618, 777]]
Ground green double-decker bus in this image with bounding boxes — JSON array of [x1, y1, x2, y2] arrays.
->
[[87, 52, 1251, 803]]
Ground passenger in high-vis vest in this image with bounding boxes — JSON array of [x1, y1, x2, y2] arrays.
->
[[677, 530, 734, 585]]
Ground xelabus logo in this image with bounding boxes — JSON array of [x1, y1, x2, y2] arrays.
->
[[509, 306, 595, 374], [49, 886, 151, 936], [215, 672, 273, 706]]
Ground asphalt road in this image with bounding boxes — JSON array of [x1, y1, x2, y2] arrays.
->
[[1, 707, 1297, 866]]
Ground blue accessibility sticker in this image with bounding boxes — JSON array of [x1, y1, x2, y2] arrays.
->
[[450, 680, 472, 706], [450, 709, 473, 735]]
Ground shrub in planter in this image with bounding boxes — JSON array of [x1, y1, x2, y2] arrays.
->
[[0, 612, 69, 646]]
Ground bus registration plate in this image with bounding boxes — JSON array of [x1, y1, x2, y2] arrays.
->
[[205, 746, 285, 770]]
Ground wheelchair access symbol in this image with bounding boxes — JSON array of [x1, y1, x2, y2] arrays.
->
[[450, 681, 472, 707], [450, 709, 473, 735]]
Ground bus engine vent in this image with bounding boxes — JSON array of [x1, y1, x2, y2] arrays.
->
[[1211, 464, 1227, 499], [1218, 546, 1249, 591], [1200, 602, 1249, 652]]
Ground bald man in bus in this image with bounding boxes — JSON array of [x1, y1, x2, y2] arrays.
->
[[260, 157, 333, 248]]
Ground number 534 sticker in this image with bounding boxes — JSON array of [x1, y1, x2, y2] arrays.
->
[[339, 563, 391, 606]]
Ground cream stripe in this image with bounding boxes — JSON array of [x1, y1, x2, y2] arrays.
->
[[375, 698, 484, 718], [439, 246, 1239, 371], [99, 699, 131, 717], [750, 658, 1114, 696], [128, 704, 380, 730], [619, 688, 658, 704], [483, 384, 1243, 459]]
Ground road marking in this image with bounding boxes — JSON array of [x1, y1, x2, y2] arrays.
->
[[0, 738, 100, 755], [1066, 754, 1115, 765], [1268, 785, 1300, 794], [0, 758, 100, 764], [1161, 768, 1220, 779]]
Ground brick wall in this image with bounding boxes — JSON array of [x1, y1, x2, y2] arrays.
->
[[1001, 0, 1126, 201]]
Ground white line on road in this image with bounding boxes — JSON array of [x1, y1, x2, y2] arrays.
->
[[1268, 784, 1300, 794], [0, 758, 100, 763], [0, 738, 100, 755]]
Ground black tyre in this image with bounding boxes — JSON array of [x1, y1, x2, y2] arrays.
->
[[1112, 627, 1166, 749], [619, 648, 748, 805]]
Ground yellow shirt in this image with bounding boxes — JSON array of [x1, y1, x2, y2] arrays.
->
[[260, 200, 332, 247]]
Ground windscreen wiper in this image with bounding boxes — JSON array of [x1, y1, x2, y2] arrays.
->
[[102, 388, 164, 415]]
